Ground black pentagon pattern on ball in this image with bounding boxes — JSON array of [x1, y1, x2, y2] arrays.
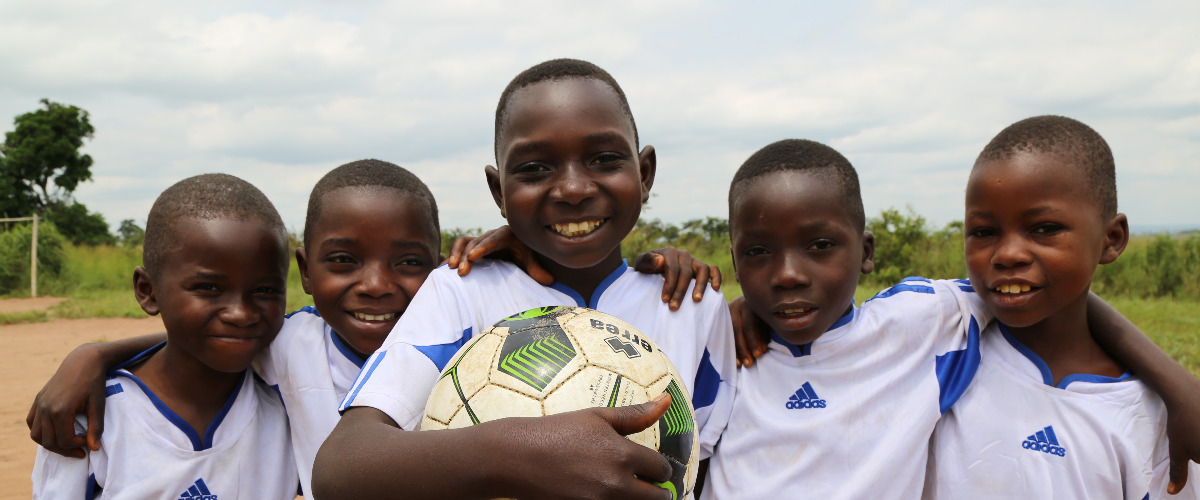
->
[[496, 307, 579, 392]]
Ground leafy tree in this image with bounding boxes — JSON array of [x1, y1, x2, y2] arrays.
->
[[117, 219, 145, 247], [0, 99, 95, 216], [44, 200, 115, 246]]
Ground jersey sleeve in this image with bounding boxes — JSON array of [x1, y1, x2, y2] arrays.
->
[[692, 284, 737, 460], [338, 267, 477, 430], [866, 277, 991, 414], [32, 416, 98, 499]]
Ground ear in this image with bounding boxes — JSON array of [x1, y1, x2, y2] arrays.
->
[[1099, 213, 1129, 265], [859, 231, 876, 275], [485, 165, 506, 218], [296, 247, 314, 295], [637, 145, 657, 204], [132, 266, 160, 316]]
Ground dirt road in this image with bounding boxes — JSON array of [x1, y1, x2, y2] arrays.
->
[[0, 315, 164, 500]]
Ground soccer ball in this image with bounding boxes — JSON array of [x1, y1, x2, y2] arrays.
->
[[421, 306, 699, 498]]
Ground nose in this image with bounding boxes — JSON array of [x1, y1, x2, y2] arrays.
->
[[771, 251, 811, 289], [355, 262, 396, 298], [549, 164, 598, 205], [992, 233, 1032, 269], [220, 295, 260, 328]]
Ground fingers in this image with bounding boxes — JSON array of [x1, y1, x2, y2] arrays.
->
[[709, 265, 722, 292], [691, 263, 709, 303], [743, 306, 770, 361], [86, 395, 105, 452], [1168, 439, 1190, 494], [521, 248, 555, 286], [605, 393, 672, 437], [730, 297, 753, 368], [447, 236, 473, 269]]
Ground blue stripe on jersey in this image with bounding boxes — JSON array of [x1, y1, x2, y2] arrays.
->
[[998, 324, 1134, 388], [330, 329, 367, 368], [87, 473, 98, 499], [414, 327, 475, 372], [864, 278, 936, 303], [111, 341, 166, 371], [285, 305, 320, 319], [935, 315, 982, 414], [770, 330, 812, 357], [340, 351, 388, 412], [589, 260, 628, 309], [105, 383, 124, 397], [693, 348, 720, 410], [113, 369, 246, 451], [547, 259, 629, 308]]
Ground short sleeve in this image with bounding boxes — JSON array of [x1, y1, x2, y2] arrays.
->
[[691, 285, 737, 460], [32, 416, 96, 499], [339, 268, 477, 430]]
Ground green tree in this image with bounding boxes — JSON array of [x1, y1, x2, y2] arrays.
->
[[41, 200, 114, 246], [0, 99, 95, 216], [118, 219, 145, 247]]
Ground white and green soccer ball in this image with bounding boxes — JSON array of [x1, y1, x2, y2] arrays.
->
[[421, 306, 699, 498]]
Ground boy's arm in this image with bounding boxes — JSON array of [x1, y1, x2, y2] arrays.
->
[[445, 225, 720, 310], [27, 333, 165, 457], [312, 398, 675, 500], [1087, 293, 1200, 493]]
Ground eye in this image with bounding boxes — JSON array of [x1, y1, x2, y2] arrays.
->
[[255, 286, 284, 296], [966, 226, 996, 239], [512, 162, 551, 176], [742, 246, 770, 257], [397, 256, 429, 268], [1031, 223, 1064, 235], [190, 283, 220, 295], [325, 253, 356, 265], [590, 152, 626, 167], [808, 240, 836, 251]]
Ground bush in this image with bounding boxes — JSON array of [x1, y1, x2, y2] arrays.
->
[[0, 220, 66, 295]]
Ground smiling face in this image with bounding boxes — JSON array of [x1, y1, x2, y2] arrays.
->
[[487, 77, 654, 279], [297, 187, 440, 358], [135, 217, 288, 373], [731, 170, 874, 345], [964, 151, 1126, 329]]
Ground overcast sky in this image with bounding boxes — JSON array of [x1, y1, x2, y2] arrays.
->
[[2, 0, 1197, 235]]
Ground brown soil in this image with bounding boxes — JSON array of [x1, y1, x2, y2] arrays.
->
[[0, 297, 66, 314], [0, 315, 164, 500]]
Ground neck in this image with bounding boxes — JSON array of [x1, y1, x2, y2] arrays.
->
[[1005, 291, 1124, 385], [537, 247, 625, 305], [127, 343, 244, 437]]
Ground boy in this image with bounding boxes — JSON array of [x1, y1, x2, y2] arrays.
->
[[924, 115, 1200, 498], [313, 58, 737, 499], [716, 138, 1200, 499], [32, 174, 298, 498], [29, 160, 716, 496], [702, 139, 988, 499]]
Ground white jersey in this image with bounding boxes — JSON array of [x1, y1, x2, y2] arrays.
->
[[254, 306, 365, 497], [340, 260, 737, 458], [924, 322, 1200, 500], [702, 277, 988, 500], [32, 344, 298, 500]]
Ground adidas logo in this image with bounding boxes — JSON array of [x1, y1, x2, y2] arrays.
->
[[178, 478, 218, 500], [784, 382, 827, 409], [1021, 425, 1067, 457]]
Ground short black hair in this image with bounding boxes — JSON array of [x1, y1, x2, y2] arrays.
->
[[303, 159, 440, 248], [494, 58, 638, 163], [728, 139, 865, 232], [144, 173, 286, 278], [976, 115, 1117, 216]]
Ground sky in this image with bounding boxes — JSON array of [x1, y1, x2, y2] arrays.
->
[[2, 0, 1198, 235]]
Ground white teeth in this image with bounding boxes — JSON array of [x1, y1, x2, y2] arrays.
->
[[354, 312, 397, 321], [780, 308, 810, 315], [995, 284, 1032, 294], [551, 220, 603, 237]]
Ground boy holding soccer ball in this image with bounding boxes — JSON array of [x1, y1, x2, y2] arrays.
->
[[314, 59, 737, 499]]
